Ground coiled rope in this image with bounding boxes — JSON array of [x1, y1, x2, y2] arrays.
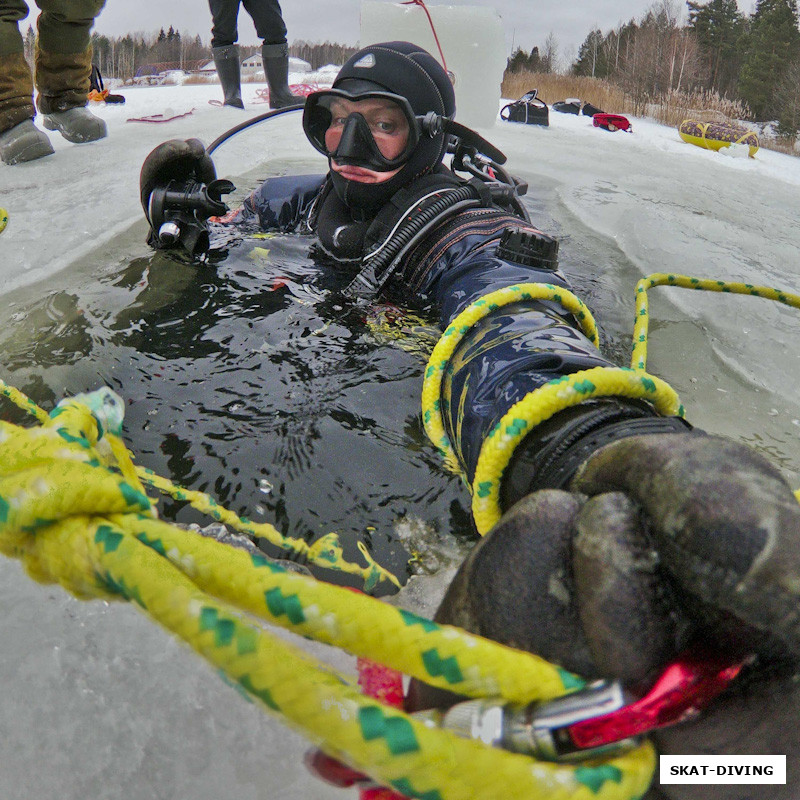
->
[[0, 379, 655, 800], [1, 384, 399, 594], [422, 274, 800, 532], [5, 271, 797, 799]]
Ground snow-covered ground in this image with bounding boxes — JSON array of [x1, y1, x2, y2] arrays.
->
[[2, 77, 800, 800]]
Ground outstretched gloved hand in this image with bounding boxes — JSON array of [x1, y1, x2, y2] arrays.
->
[[139, 138, 217, 242], [408, 431, 800, 799]]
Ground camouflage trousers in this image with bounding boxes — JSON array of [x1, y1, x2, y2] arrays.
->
[[0, 0, 106, 133]]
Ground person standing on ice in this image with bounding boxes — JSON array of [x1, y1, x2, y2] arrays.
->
[[0, 0, 108, 165], [208, 0, 299, 110], [139, 42, 800, 790]]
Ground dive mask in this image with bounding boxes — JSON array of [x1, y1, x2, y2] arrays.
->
[[303, 87, 423, 172]]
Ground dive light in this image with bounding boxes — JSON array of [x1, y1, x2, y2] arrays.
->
[[148, 177, 235, 258]]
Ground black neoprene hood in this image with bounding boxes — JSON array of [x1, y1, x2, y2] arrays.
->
[[315, 41, 457, 211], [332, 41, 455, 120]]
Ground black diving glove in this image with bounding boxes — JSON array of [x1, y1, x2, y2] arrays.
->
[[408, 431, 800, 798], [139, 138, 218, 249]]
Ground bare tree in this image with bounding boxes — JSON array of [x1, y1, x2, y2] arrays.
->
[[668, 28, 702, 93], [541, 32, 559, 73]]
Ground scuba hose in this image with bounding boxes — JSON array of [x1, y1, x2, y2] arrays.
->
[[344, 185, 485, 299], [344, 138, 533, 301], [206, 104, 304, 156]]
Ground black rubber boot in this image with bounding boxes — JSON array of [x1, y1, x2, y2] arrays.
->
[[212, 45, 244, 109], [261, 43, 301, 109]]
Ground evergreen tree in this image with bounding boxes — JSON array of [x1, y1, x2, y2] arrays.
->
[[527, 46, 543, 71], [775, 57, 800, 133], [738, 0, 800, 119], [507, 47, 530, 73], [506, 45, 547, 74], [573, 29, 606, 76], [687, 0, 747, 95]]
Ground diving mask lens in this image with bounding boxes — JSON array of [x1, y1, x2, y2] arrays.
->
[[303, 89, 419, 172]]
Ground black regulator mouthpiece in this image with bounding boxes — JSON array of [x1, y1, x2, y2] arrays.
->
[[148, 178, 235, 258]]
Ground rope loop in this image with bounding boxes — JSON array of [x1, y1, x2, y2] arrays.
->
[[423, 274, 800, 534], [421, 282, 599, 473], [471, 366, 681, 534], [0, 378, 656, 800]]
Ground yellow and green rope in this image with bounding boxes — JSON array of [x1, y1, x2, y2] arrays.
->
[[0, 380, 656, 800], [4, 270, 798, 800], [422, 273, 800, 533]]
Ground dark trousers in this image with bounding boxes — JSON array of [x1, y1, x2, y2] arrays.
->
[[209, 0, 287, 48]]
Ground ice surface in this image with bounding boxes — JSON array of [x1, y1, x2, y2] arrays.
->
[[3, 75, 800, 799]]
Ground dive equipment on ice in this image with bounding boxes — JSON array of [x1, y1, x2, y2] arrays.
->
[[500, 90, 550, 127]]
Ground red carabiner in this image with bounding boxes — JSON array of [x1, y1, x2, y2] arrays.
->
[[566, 650, 752, 750]]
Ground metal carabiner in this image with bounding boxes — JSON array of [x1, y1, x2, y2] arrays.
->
[[427, 649, 751, 762]]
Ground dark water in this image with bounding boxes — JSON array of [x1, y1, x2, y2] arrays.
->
[[0, 175, 635, 593], [1, 222, 474, 592]]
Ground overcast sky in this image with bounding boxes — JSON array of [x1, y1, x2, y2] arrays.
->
[[65, 0, 758, 67]]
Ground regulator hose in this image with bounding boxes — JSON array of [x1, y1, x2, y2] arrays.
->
[[206, 104, 304, 156], [345, 184, 484, 299]]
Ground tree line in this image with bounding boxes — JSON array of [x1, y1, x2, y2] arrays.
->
[[508, 0, 800, 132], [21, 24, 357, 81]]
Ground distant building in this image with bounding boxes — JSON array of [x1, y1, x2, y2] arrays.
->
[[241, 54, 312, 75]]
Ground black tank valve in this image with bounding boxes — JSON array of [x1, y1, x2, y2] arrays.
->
[[496, 227, 559, 270]]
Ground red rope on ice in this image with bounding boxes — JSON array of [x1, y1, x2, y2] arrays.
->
[[401, 0, 448, 74]]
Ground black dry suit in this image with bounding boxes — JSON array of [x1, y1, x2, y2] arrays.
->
[[230, 43, 689, 512]]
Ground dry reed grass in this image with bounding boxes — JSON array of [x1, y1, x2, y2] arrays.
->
[[183, 74, 216, 85], [501, 70, 797, 156], [502, 73, 627, 116]]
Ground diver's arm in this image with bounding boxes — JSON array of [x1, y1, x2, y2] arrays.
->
[[139, 138, 325, 250], [233, 174, 326, 231], [405, 211, 689, 507], [407, 214, 800, 788]]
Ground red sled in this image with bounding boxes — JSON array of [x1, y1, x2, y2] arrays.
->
[[593, 113, 632, 133]]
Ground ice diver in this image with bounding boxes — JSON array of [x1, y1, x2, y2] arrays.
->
[[139, 41, 800, 797]]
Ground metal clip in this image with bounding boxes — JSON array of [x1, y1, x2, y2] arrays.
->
[[419, 680, 634, 763], [422, 650, 751, 763]]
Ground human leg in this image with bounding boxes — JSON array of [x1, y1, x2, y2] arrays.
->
[[209, 0, 245, 108], [34, 0, 107, 142], [0, 0, 53, 163], [243, 0, 299, 109], [212, 44, 244, 108], [208, 0, 239, 48]]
